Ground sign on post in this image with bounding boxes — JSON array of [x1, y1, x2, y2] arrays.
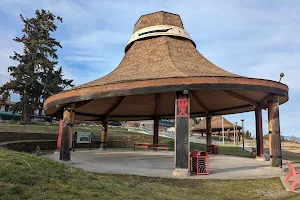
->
[[76, 132, 92, 144]]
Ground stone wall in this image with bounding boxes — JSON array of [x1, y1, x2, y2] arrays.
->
[[0, 132, 57, 143], [1, 140, 135, 152]]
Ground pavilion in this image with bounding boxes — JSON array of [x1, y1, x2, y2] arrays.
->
[[44, 11, 289, 175], [190, 116, 242, 138]]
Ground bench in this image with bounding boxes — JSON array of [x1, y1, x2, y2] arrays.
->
[[153, 144, 169, 152], [251, 147, 257, 158], [133, 143, 152, 151], [286, 161, 300, 192]]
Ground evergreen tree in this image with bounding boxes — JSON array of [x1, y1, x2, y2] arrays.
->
[[0, 9, 73, 121], [245, 130, 252, 139]]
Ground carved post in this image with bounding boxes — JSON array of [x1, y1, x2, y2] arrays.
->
[[59, 103, 75, 161], [255, 106, 264, 158], [153, 118, 159, 145], [100, 119, 108, 150], [173, 91, 190, 176], [206, 115, 212, 151], [268, 95, 282, 168]]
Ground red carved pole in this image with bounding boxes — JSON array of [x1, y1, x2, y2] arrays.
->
[[174, 91, 190, 176]]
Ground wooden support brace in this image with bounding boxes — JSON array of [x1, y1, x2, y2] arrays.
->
[[191, 91, 210, 114], [224, 90, 257, 105], [105, 96, 125, 118]]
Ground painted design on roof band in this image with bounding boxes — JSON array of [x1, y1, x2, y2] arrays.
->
[[126, 25, 194, 49], [138, 28, 172, 36]]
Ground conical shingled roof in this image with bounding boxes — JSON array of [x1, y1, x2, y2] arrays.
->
[[76, 12, 239, 89], [191, 116, 242, 133], [44, 11, 288, 121]]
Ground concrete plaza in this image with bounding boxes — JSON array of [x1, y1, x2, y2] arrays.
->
[[43, 149, 289, 180]]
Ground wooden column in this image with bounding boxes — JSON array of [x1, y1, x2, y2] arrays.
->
[[268, 96, 282, 168], [153, 118, 159, 145], [100, 119, 108, 150], [174, 91, 190, 176], [153, 93, 160, 145], [227, 129, 230, 139], [255, 106, 264, 157], [59, 103, 75, 161], [206, 115, 212, 151]]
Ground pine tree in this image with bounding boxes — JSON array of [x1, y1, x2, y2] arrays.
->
[[0, 9, 73, 121]]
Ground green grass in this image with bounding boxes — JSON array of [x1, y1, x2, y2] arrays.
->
[[1, 149, 299, 200], [264, 148, 300, 163], [211, 135, 229, 142]]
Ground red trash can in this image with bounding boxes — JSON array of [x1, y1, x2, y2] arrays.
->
[[214, 145, 219, 154], [190, 151, 209, 175]]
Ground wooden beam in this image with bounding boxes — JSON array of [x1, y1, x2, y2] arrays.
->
[[190, 91, 210, 114], [267, 95, 282, 168], [211, 104, 253, 114], [255, 106, 264, 158], [206, 115, 212, 151], [75, 112, 101, 118], [100, 119, 108, 149], [75, 100, 93, 109], [154, 93, 160, 118], [153, 93, 160, 145], [60, 103, 75, 161], [104, 96, 126, 118], [224, 90, 257, 105]]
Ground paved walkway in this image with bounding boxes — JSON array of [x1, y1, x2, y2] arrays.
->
[[44, 150, 288, 179]]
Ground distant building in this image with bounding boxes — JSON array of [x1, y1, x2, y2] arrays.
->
[[0, 101, 50, 122]]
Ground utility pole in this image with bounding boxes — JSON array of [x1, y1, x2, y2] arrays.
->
[[241, 119, 245, 150]]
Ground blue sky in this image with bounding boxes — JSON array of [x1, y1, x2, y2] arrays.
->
[[0, 0, 299, 136]]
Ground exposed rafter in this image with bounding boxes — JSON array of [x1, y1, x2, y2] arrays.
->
[[104, 96, 126, 119], [191, 91, 210, 114], [211, 104, 253, 114], [259, 94, 270, 105], [75, 100, 93, 110], [224, 90, 257, 105], [74, 112, 100, 118]]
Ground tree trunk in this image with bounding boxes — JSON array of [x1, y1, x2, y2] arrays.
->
[[22, 107, 32, 122]]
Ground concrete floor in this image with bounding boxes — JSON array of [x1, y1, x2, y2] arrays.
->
[[43, 149, 288, 179]]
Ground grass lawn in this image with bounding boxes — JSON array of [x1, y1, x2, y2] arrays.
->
[[1, 149, 299, 200], [264, 148, 300, 163]]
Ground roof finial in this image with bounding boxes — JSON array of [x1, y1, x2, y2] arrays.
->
[[279, 72, 284, 82]]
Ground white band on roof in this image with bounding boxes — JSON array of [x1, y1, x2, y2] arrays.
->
[[126, 25, 194, 49]]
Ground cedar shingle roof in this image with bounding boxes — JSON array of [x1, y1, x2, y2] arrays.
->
[[191, 116, 242, 132], [75, 12, 240, 90], [43, 11, 288, 121]]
